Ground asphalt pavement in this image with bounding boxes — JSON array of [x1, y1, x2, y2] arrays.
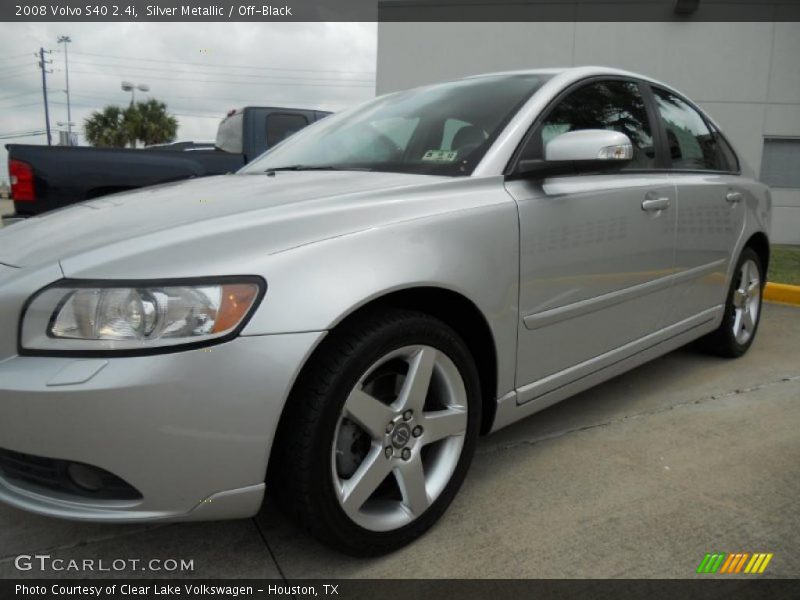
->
[[0, 302, 798, 579]]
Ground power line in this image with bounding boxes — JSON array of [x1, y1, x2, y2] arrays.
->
[[67, 69, 374, 88], [66, 90, 242, 103], [0, 129, 44, 137], [0, 90, 40, 102], [50, 99, 229, 119], [0, 71, 37, 82], [61, 87, 337, 105], [0, 130, 47, 140], [2, 98, 225, 120], [0, 100, 44, 110], [0, 129, 47, 136], [69, 50, 375, 75], [48, 99, 295, 121], [61, 93, 227, 111], [0, 52, 36, 63], [54, 92, 345, 116], [0, 63, 35, 74], [5, 89, 352, 116], [67, 59, 375, 82]]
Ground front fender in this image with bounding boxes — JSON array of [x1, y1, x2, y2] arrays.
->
[[243, 203, 520, 398]]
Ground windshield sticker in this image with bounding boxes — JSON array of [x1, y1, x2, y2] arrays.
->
[[422, 149, 458, 162]]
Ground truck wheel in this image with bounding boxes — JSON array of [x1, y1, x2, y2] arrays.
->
[[699, 247, 764, 358], [271, 309, 481, 556]]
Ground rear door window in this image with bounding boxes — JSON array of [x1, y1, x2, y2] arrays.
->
[[652, 88, 728, 171], [714, 128, 739, 173]]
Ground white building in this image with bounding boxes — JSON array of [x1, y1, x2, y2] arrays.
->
[[377, 20, 800, 243]]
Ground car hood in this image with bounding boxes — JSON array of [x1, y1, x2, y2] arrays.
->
[[0, 171, 453, 270]]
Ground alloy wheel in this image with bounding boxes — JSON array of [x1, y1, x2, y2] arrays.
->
[[331, 345, 468, 532], [731, 258, 761, 345]]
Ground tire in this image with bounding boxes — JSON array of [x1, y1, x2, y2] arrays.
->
[[698, 247, 764, 358], [269, 309, 482, 556]]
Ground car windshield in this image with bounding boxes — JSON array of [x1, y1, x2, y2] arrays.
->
[[242, 74, 551, 177]]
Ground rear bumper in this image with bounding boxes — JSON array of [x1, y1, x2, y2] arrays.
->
[[0, 331, 324, 522]]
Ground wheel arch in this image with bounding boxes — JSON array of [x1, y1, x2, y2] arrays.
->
[[745, 231, 770, 277], [269, 286, 500, 485], [340, 286, 499, 434]]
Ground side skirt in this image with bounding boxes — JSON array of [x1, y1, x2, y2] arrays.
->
[[490, 306, 723, 433]]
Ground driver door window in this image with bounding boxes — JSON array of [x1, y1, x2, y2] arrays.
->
[[522, 80, 656, 170]]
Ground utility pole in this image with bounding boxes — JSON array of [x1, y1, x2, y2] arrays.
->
[[57, 35, 74, 144], [38, 47, 52, 146]]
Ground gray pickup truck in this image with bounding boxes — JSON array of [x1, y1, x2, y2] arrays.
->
[[4, 106, 330, 223]]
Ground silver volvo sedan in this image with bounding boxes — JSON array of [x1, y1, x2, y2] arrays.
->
[[0, 67, 770, 555]]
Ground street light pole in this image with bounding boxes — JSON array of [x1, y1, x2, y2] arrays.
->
[[121, 81, 150, 106], [57, 35, 73, 144], [120, 82, 150, 148]]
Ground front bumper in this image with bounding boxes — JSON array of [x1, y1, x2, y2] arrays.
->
[[0, 331, 324, 522]]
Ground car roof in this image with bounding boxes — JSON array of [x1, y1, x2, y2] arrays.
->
[[463, 66, 675, 90]]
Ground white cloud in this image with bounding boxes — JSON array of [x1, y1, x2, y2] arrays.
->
[[0, 22, 377, 183]]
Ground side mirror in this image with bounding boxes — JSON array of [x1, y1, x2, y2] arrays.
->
[[545, 129, 634, 162], [514, 129, 634, 177]]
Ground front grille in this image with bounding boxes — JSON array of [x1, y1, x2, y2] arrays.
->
[[0, 448, 142, 501]]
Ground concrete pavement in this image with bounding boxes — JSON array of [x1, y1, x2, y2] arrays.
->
[[0, 199, 12, 226], [1, 303, 798, 579]]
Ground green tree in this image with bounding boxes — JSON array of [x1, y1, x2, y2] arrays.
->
[[126, 99, 178, 147], [83, 100, 178, 148], [83, 105, 131, 148]]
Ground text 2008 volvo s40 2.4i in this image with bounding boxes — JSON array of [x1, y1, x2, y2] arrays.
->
[[0, 67, 771, 555]]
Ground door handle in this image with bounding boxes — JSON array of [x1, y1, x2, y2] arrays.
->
[[642, 197, 671, 212], [726, 190, 743, 204]]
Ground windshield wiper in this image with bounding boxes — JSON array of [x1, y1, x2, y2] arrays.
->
[[264, 165, 372, 174], [266, 165, 333, 172]]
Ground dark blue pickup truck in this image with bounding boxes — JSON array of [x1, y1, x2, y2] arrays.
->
[[4, 106, 329, 223]]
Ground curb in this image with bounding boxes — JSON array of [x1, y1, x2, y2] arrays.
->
[[764, 282, 800, 307]]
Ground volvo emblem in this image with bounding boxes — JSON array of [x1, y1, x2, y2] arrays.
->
[[391, 423, 411, 448]]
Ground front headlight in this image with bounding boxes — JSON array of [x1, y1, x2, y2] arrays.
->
[[20, 277, 265, 355]]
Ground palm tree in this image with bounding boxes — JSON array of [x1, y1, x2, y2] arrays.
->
[[83, 105, 131, 148], [83, 100, 178, 148], [127, 99, 178, 147]]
